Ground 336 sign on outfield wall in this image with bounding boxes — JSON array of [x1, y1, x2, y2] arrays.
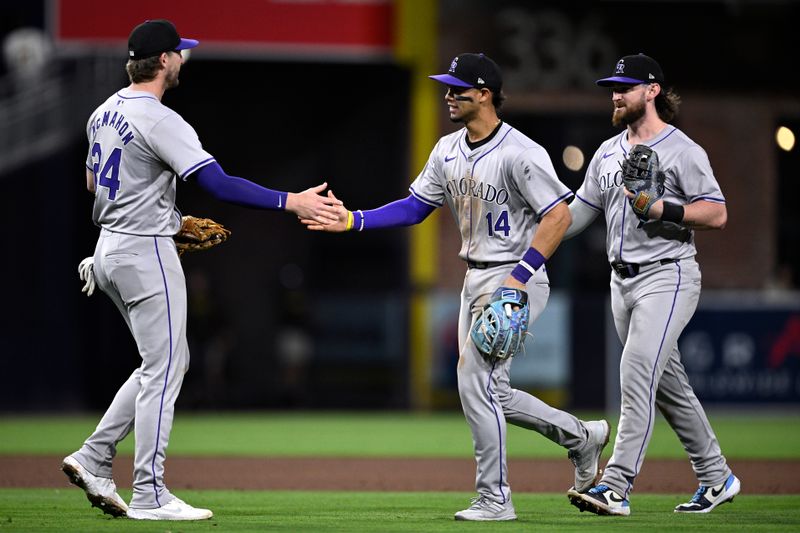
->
[[680, 296, 800, 404]]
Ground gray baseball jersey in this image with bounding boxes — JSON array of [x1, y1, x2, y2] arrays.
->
[[575, 126, 731, 497], [72, 87, 213, 509], [411, 123, 590, 504], [575, 126, 725, 264], [86, 87, 214, 235], [410, 122, 573, 271]]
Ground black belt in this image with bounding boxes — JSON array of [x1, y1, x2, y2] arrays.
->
[[610, 258, 679, 279], [467, 260, 518, 270]]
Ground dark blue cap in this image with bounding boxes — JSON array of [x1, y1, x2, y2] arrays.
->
[[128, 19, 199, 60], [596, 54, 665, 86], [429, 53, 503, 92]]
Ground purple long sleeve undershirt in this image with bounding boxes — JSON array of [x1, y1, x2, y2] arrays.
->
[[191, 161, 287, 210], [352, 194, 436, 230], [191, 162, 435, 227]]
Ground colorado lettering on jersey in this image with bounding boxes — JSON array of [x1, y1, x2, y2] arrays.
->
[[598, 168, 625, 193], [89, 110, 135, 145], [445, 177, 509, 206]]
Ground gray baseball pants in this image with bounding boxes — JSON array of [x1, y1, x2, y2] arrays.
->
[[457, 265, 588, 504], [72, 229, 188, 509], [601, 258, 731, 497]]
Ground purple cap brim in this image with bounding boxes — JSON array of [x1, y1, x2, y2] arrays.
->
[[596, 76, 648, 86], [176, 38, 199, 51], [428, 74, 473, 88]]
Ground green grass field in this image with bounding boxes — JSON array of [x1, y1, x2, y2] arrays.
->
[[1, 411, 799, 531], [1, 490, 798, 532], [2, 411, 799, 458]]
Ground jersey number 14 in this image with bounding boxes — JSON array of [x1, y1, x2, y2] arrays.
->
[[91, 142, 122, 200], [486, 210, 511, 237]]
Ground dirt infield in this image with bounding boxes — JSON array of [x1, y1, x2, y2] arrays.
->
[[2, 456, 798, 494]]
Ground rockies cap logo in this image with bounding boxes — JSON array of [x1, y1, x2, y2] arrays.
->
[[615, 60, 625, 74], [449, 57, 459, 73]]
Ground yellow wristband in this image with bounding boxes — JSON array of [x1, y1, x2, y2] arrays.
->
[[345, 210, 354, 231]]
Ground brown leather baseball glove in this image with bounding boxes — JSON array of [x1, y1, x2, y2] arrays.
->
[[174, 215, 231, 256]]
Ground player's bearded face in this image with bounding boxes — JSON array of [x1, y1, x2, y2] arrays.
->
[[612, 87, 647, 128]]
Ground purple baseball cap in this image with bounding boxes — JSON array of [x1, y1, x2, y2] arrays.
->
[[429, 53, 503, 92], [596, 54, 665, 86], [128, 19, 199, 60]]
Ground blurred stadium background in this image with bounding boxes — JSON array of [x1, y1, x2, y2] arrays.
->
[[1, 0, 798, 415]]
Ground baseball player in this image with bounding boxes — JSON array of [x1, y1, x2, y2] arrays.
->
[[565, 54, 740, 516], [62, 19, 340, 521], [303, 53, 610, 521]]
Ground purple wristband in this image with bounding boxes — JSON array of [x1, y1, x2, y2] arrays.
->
[[510, 247, 546, 284]]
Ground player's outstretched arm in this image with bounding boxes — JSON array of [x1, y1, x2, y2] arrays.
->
[[301, 192, 436, 233], [300, 190, 350, 232], [193, 162, 341, 224], [286, 184, 345, 224]]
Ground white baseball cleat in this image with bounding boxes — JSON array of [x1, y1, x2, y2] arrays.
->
[[61, 455, 128, 517], [127, 497, 213, 520], [454, 496, 516, 521], [568, 419, 610, 493], [674, 473, 741, 513], [567, 484, 631, 516]]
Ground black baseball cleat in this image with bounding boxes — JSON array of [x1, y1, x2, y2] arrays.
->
[[674, 473, 741, 513], [567, 484, 630, 516]]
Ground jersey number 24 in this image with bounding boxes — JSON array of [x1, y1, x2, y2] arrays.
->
[[91, 142, 122, 200], [486, 210, 510, 237]]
